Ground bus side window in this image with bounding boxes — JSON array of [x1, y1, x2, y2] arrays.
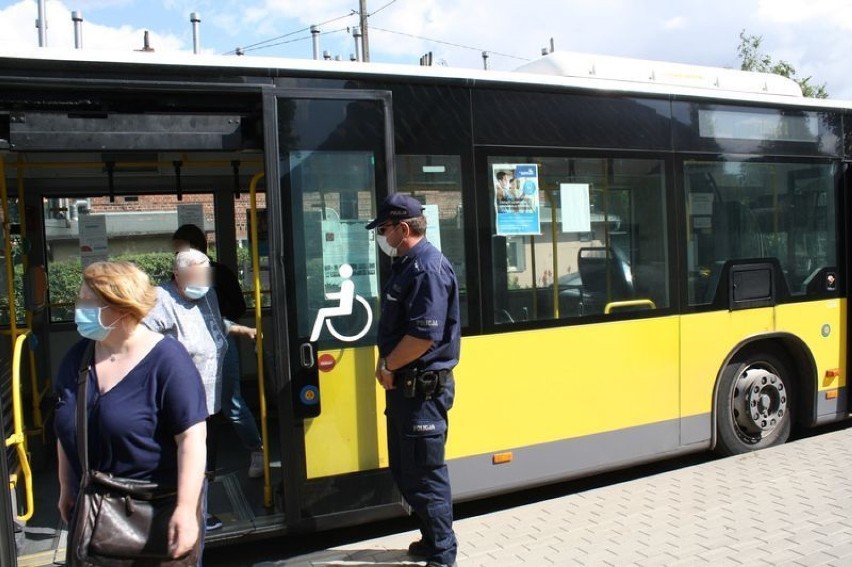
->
[[489, 156, 669, 324], [684, 161, 837, 305], [395, 155, 469, 327]]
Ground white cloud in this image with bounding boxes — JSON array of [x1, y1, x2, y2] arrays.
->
[[0, 0, 186, 52], [663, 16, 686, 30], [757, 0, 852, 27]]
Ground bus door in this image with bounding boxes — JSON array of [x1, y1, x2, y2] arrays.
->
[[264, 90, 404, 527]]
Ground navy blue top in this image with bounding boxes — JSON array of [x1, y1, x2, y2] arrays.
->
[[54, 336, 208, 492], [377, 238, 461, 372]]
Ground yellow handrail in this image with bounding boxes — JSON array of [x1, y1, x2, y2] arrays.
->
[[604, 299, 657, 315], [1, 158, 18, 340], [248, 171, 272, 508], [5, 331, 34, 522]]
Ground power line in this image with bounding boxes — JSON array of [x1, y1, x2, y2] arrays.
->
[[369, 26, 531, 62], [241, 27, 350, 54], [370, 0, 401, 17], [225, 11, 357, 55]]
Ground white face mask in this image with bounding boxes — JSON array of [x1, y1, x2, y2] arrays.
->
[[376, 234, 398, 258]]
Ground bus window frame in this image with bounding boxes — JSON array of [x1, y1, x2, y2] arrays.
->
[[474, 146, 679, 336]]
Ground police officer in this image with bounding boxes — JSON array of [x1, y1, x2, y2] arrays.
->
[[367, 194, 460, 567]]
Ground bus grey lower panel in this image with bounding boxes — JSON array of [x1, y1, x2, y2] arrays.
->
[[449, 414, 710, 502]]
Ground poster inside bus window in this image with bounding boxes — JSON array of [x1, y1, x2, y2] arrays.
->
[[493, 163, 541, 236], [79, 214, 108, 267]]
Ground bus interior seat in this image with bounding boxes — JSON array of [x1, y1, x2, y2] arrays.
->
[[495, 308, 515, 324], [577, 247, 634, 312]]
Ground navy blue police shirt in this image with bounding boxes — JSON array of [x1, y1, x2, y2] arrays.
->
[[54, 336, 209, 495], [378, 238, 461, 371]]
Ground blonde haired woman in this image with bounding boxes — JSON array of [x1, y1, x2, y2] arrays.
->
[[54, 261, 208, 561]]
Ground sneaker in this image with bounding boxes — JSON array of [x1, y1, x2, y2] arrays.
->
[[205, 514, 223, 531], [248, 450, 264, 479], [407, 539, 433, 558], [425, 562, 456, 567]]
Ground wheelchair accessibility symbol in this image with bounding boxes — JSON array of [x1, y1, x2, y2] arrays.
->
[[309, 263, 373, 342]]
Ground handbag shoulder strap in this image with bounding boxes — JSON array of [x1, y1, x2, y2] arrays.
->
[[76, 340, 95, 487]]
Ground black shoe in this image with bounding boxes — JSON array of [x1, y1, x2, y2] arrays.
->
[[205, 514, 223, 531], [407, 539, 433, 558], [425, 562, 456, 567]]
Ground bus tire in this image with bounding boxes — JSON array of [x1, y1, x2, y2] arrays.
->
[[715, 348, 794, 456]]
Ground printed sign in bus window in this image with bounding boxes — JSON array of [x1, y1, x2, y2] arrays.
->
[[559, 183, 592, 233], [493, 163, 541, 236]]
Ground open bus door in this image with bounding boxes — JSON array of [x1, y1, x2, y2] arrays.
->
[[263, 89, 406, 529]]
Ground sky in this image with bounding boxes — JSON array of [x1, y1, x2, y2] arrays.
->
[[0, 0, 850, 97]]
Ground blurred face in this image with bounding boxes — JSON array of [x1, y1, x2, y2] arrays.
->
[[175, 263, 211, 290]]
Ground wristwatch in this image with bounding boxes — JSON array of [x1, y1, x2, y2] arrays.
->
[[380, 358, 394, 374]]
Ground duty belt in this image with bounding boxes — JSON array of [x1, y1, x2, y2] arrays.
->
[[395, 368, 450, 399]]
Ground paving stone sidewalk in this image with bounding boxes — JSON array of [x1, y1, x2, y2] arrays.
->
[[271, 426, 852, 567]]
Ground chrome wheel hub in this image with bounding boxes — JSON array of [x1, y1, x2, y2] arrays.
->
[[731, 365, 787, 441]]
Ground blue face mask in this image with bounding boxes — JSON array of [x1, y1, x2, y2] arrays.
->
[[184, 285, 210, 301], [74, 307, 113, 342]]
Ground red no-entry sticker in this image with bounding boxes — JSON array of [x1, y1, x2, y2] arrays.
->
[[318, 353, 336, 372]]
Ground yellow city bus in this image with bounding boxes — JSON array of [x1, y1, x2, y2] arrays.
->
[[0, 48, 849, 565]]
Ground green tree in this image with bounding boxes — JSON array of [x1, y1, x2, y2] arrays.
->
[[737, 30, 828, 98]]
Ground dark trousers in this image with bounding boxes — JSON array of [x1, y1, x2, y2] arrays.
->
[[386, 376, 456, 565], [206, 414, 224, 478]]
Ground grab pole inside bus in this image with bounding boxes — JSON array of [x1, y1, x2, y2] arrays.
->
[[7, 330, 34, 522], [249, 171, 272, 508], [2, 156, 36, 524], [15, 155, 44, 433], [1, 158, 19, 347]]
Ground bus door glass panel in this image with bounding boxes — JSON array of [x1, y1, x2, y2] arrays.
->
[[277, 95, 399, 517]]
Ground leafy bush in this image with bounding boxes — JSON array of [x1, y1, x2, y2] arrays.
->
[[47, 252, 175, 321]]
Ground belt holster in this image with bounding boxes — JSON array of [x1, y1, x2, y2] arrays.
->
[[397, 369, 449, 399]]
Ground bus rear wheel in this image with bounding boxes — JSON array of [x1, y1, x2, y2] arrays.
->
[[715, 349, 794, 456]]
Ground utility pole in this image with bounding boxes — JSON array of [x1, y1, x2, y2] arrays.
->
[[359, 0, 370, 62]]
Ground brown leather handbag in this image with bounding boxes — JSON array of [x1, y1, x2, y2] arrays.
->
[[69, 341, 202, 567]]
